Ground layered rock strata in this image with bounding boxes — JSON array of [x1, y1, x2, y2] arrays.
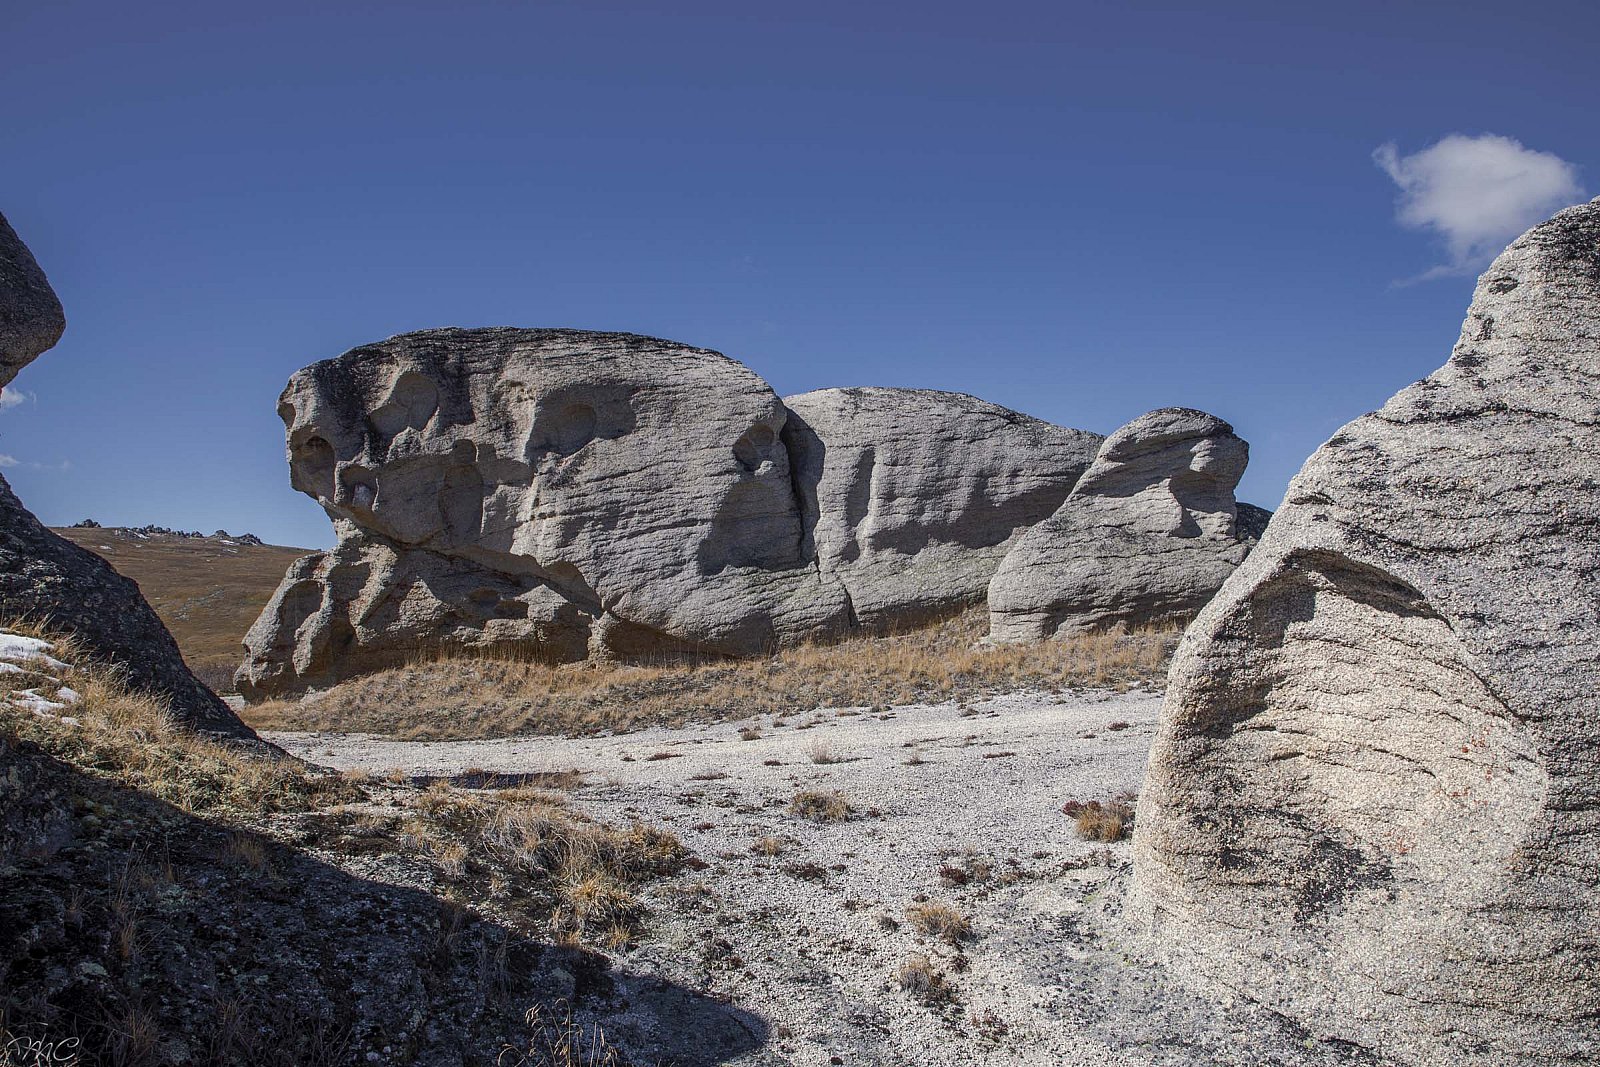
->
[[987, 408, 1266, 641], [1129, 200, 1600, 1066]]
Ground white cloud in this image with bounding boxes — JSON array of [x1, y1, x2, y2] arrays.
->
[[1374, 134, 1585, 280], [0, 386, 30, 412], [0, 454, 70, 472]]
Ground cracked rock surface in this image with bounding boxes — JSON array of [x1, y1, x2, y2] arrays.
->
[[1129, 199, 1600, 1065]]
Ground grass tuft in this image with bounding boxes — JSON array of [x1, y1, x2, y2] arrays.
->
[[788, 789, 853, 824], [905, 901, 973, 944]]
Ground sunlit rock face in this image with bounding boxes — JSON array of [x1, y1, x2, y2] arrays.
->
[[784, 387, 1103, 631], [986, 407, 1266, 642], [1129, 200, 1600, 1067], [239, 332, 1123, 699], [238, 328, 854, 698]]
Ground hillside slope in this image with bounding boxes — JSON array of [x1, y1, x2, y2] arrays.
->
[[51, 526, 311, 691]]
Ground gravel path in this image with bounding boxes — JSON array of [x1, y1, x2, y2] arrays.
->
[[267, 688, 1384, 1067]]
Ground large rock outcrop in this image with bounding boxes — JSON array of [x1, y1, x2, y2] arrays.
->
[[987, 408, 1266, 642], [1129, 200, 1600, 1065], [784, 387, 1101, 629], [239, 336, 1109, 698], [238, 328, 855, 698], [0, 212, 250, 737]]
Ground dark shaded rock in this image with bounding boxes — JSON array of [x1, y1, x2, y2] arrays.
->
[[0, 212, 64, 389], [0, 210, 250, 738]]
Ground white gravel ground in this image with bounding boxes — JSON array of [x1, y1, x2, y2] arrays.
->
[[266, 688, 1385, 1067]]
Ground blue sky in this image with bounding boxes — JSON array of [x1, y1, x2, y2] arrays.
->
[[1, 0, 1594, 548]]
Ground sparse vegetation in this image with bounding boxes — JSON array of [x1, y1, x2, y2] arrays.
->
[[243, 608, 1178, 740], [905, 901, 973, 944], [1063, 796, 1137, 842], [498, 1000, 623, 1067], [896, 954, 956, 1005], [788, 789, 854, 823], [0, 624, 703, 1062], [806, 739, 846, 764]]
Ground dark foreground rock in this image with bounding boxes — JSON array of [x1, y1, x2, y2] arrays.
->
[[1129, 199, 1600, 1065], [0, 212, 250, 737]]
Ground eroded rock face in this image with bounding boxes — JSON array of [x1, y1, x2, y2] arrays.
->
[[241, 340, 1116, 698], [1129, 200, 1600, 1066], [784, 388, 1102, 629], [238, 329, 854, 698], [987, 408, 1263, 641], [0, 212, 249, 737]]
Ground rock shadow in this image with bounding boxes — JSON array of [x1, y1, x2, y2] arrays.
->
[[0, 735, 768, 1066]]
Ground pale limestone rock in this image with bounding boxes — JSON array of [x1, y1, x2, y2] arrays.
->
[[987, 408, 1263, 641], [239, 328, 853, 697], [784, 387, 1102, 629], [1129, 200, 1600, 1066]]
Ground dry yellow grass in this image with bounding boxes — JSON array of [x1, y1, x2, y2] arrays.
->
[[0, 622, 355, 817], [243, 607, 1177, 740], [789, 789, 854, 823], [1062, 797, 1136, 842], [905, 901, 974, 944], [0, 621, 686, 948]]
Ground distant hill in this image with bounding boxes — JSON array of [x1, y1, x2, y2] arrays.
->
[[52, 526, 313, 693]]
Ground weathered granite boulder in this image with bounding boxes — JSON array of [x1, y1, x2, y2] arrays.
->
[[784, 387, 1102, 629], [0, 212, 250, 737], [986, 408, 1265, 641], [238, 328, 855, 698], [1129, 200, 1600, 1066]]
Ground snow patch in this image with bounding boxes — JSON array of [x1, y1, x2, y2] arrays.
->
[[0, 632, 70, 672]]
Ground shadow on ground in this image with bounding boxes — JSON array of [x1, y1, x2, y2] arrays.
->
[[0, 734, 766, 1066]]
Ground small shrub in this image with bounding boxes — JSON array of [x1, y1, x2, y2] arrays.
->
[[806, 739, 846, 765], [788, 790, 853, 823], [905, 901, 973, 944], [737, 725, 762, 741], [896, 954, 955, 1005], [750, 837, 784, 857], [1062, 797, 1135, 842]]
